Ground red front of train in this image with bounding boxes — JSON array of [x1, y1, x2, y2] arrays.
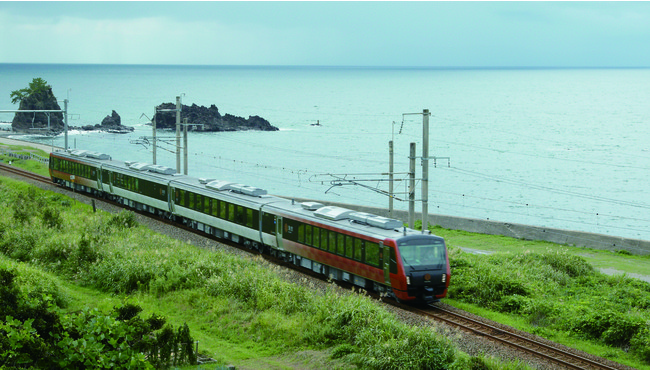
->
[[387, 234, 450, 303]]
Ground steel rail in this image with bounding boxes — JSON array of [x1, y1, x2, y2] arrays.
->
[[419, 304, 622, 370]]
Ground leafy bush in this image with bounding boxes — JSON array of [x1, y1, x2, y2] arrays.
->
[[0, 228, 38, 262], [0, 263, 196, 369], [108, 210, 138, 229], [41, 206, 64, 229], [309, 289, 456, 369], [631, 328, 650, 363]]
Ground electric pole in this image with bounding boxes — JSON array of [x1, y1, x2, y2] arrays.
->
[[183, 118, 188, 175], [389, 140, 394, 218], [409, 142, 416, 229], [422, 109, 430, 233], [175, 96, 181, 174], [152, 105, 157, 165], [64, 99, 69, 150]]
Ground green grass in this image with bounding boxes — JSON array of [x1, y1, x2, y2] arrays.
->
[[440, 240, 650, 369], [2, 175, 535, 370], [5, 150, 650, 369], [434, 226, 650, 279], [0, 144, 51, 177]]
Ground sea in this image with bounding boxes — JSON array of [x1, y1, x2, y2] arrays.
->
[[1, 64, 649, 242]]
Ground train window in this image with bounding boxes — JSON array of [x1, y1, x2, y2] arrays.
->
[[205, 197, 211, 214], [337, 234, 345, 255], [354, 239, 363, 261], [398, 239, 446, 268], [188, 192, 194, 209], [261, 213, 276, 235], [305, 225, 312, 245], [297, 224, 305, 243], [210, 199, 218, 217], [365, 242, 380, 267], [313, 227, 321, 248], [228, 203, 235, 222], [345, 236, 354, 258], [329, 231, 337, 253], [246, 208, 254, 228], [236, 205, 245, 225], [319, 229, 328, 250]]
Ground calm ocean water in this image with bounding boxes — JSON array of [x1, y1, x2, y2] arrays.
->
[[1, 64, 649, 241]]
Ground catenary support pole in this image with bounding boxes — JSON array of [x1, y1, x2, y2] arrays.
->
[[153, 106, 157, 165], [389, 140, 394, 218], [175, 96, 181, 174], [422, 109, 430, 233], [409, 142, 416, 229], [183, 118, 188, 175], [64, 99, 69, 150]]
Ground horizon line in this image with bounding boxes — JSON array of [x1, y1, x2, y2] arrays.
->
[[1, 63, 649, 70]]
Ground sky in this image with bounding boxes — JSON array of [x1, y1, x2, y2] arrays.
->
[[1, 1, 650, 67]]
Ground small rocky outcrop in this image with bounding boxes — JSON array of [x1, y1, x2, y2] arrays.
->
[[154, 103, 278, 132], [78, 110, 134, 133], [11, 87, 64, 132]]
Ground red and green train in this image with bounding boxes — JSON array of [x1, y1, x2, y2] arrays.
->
[[49, 149, 450, 303]]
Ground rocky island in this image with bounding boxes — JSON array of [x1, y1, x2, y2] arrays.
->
[[9, 78, 277, 134], [77, 110, 134, 133], [154, 102, 278, 132]]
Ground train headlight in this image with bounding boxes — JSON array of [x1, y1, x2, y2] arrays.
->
[[406, 276, 411, 285], [441, 273, 446, 283]]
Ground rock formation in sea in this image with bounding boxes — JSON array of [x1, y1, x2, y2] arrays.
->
[[153, 103, 278, 132], [78, 110, 134, 133], [11, 86, 64, 132]]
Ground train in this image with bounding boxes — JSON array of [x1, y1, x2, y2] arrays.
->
[[49, 149, 450, 303]]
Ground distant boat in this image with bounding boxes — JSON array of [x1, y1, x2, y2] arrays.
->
[[310, 120, 321, 126]]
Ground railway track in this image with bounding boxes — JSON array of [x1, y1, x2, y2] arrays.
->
[[0, 163, 51, 183], [412, 304, 622, 370], [1, 164, 630, 370]]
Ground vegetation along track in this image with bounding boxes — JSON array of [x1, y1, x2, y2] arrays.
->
[[0, 162, 50, 183], [410, 304, 622, 370], [0, 164, 630, 370]]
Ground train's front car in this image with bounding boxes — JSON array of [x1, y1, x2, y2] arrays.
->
[[393, 234, 450, 303]]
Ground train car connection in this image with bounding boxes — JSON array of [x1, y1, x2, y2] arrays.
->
[[49, 149, 450, 303]]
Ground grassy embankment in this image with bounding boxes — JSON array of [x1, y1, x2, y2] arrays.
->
[[0, 144, 51, 177], [3, 146, 650, 369], [430, 226, 650, 369], [0, 159, 527, 369]]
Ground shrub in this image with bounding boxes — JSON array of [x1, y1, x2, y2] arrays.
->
[[538, 250, 594, 278], [108, 210, 138, 229], [0, 228, 38, 262], [498, 294, 531, 314], [630, 328, 650, 363], [572, 309, 645, 346], [348, 325, 455, 370], [41, 206, 64, 229]]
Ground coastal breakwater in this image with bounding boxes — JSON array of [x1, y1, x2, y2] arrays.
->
[[289, 198, 650, 256]]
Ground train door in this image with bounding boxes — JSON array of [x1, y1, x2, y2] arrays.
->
[[382, 242, 391, 285], [275, 216, 284, 250], [97, 166, 104, 192], [102, 169, 113, 193]]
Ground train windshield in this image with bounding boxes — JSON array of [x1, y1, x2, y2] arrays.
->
[[398, 238, 446, 270]]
